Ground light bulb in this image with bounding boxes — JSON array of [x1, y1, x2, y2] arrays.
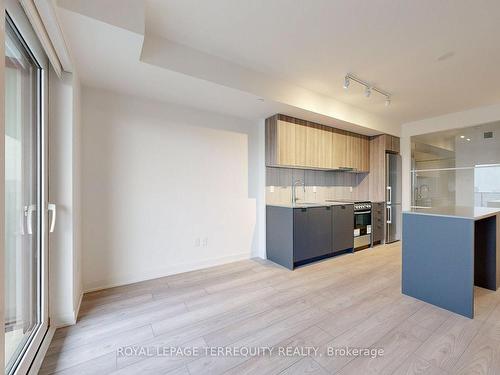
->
[[343, 76, 350, 89]]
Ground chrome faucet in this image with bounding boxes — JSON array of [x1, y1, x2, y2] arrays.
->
[[292, 179, 305, 204]]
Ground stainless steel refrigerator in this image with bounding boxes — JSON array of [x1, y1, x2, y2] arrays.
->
[[386, 153, 402, 243]]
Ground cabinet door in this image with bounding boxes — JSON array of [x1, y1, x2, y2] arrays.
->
[[293, 207, 333, 262], [295, 123, 307, 167], [392, 136, 400, 153], [384, 135, 400, 154], [307, 207, 333, 258], [331, 129, 346, 169], [332, 205, 354, 252], [305, 124, 321, 168], [345, 133, 362, 170], [384, 134, 393, 152], [277, 120, 296, 166], [319, 125, 333, 169], [360, 137, 370, 172]]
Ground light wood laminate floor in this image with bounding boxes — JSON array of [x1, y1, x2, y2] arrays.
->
[[40, 242, 500, 374]]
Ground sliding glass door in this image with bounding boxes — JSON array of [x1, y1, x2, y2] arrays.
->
[[5, 2, 49, 373]]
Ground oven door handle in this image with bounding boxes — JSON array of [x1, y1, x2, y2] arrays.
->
[[354, 210, 371, 215]]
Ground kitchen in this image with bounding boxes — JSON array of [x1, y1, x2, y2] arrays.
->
[[265, 114, 401, 269]]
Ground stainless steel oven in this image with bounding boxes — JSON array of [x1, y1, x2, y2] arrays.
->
[[354, 201, 372, 250]]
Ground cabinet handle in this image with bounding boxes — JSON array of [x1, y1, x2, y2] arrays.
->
[[339, 167, 355, 172]]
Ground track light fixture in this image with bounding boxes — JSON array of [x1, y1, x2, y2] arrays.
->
[[343, 73, 392, 106]]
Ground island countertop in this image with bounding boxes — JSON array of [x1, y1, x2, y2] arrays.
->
[[404, 206, 500, 221]]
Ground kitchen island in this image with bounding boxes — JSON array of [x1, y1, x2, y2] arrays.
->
[[402, 206, 500, 318]]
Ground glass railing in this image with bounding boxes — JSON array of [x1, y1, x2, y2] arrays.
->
[[410, 164, 500, 208]]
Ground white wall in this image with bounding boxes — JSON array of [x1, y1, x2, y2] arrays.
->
[[48, 68, 82, 327], [81, 87, 265, 291], [401, 104, 500, 209]]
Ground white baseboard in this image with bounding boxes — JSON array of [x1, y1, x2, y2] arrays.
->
[[84, 252, 252, 293], [51, 292, 84, 328], [28, 327, 55, 375], [73, 292, 83, 323], [75, 291, 83, 317]]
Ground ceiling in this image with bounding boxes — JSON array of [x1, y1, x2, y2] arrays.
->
[[56, 0, 500, 135], [413, 120, 500, 149]]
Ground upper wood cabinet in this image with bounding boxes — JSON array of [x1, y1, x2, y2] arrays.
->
[[369, 135, 387, 202], [276, 119, 296, 166], [344, 133, 361, 170], [392, 136, 400, 153], [360, 136, 370, 172], [344, 134, 370, 172], [295, 123, 307, 166], [319, 125, 333, 169], [266, 114, 370, 172], [384, 134, 400, 153], [331, 129, 346, 169], [305, 124, 321, 168]]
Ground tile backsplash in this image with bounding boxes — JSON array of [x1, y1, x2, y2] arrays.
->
[[266, 167, 369, 204]]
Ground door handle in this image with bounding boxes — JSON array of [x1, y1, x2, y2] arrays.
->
[[48, 203, 56, 233], [24, 204, 36, 235], [387, 186, 392, 204], [387, 206, 392, 224]]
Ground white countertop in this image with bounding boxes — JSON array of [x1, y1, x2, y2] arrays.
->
[[267, 201, 353, 208], [404, 206, 500, 220]]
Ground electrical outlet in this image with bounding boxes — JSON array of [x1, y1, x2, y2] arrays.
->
[[270, 185, 275, 193], [349, 186, 353, 193], [312, 186, 317, 193], [195, 238, 200, 247], [202, 237, 208, 247]]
